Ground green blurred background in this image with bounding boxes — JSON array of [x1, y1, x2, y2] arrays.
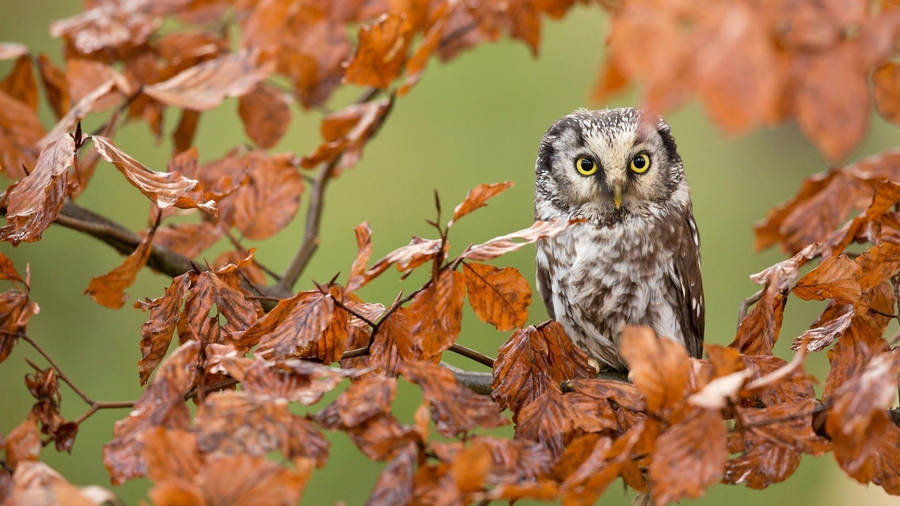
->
[[2, 3, 898, 505]]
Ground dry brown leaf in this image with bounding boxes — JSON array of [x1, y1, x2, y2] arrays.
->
[[194, 390, 329, 465], [4, 417, 41, 468], [492, 321, 594, 414], [448, 181, 514, 227], [462, 262, 531, 331], [620, 326, 690, 420], [347, 221, 373, 291], [0, 88, 44, 179], [461, 218, 581, 261], [135, 273, 192, 384], [92, 135, 214, 213], [238, 83, 292, 148], [345, 14, 414, 89], [873, 61, 900, 125], [238, 289, 348, 361], [172, 109, 200, 154], [84, 224, 157, 309], [650, 408, 726, 504], [405, 269, 465, 360], [301, 98, 392, 169], [399, 361, 508, 437], [35, 54, 69, 118], [144, 50, 273, 110], [513, 388, 591, 458], [1, 55, 38, 110], [103, 341, 198, 485], [0, 134, 74, 245], [0, 42, 28, 60], [0, 288, 39, 364], [792, 254, 861, 303]]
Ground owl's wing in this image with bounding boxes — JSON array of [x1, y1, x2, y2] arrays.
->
[[536, 250, 556, 320], [667, 207, 705, 358]]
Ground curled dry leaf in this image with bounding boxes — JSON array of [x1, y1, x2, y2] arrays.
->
[[0, 42, 28, 60], [726, 398, 830, 489], [0, 88, 44, 179], [238, 83, 292, 149], [135, 273, 192, 384], [405, 269, 465, 360], [49, 1, 161, 54], [0, 134, 74, 245], [792, 304, 854, 352], [688, 369, 753, 410], [754, 151, 900, 253], [492, 321, 594, 414], [1, 55, 38, 110], [362, 236, 443, 283], [873, 62, 900, 125], [461, 218, 581, 261], [142, 427, 313, 506], [4, 461, 116, 506], [398, 4, 449, 95], [792, 254, 861, 303], [35, 54, 68, 119], [447, 181, 514, 227], [301, 97, 393, 169], [172, 109, 200, 154], [513, 388, 593, 458], [238, 288, 349, 362], [144, 50, 273, 111], [84, 224, 157, 309], [195, 151, 304, 240], [367, 442, 417, 506], [826, 350, 900, 442], [345, 14, 414, 89], [104, 341, 198, 485], [66, 58, 132, 109], [194, 391, 329, 466], [38, 80, 118, 150], [620, 326, 690, 419], [399, 360, 508, 437], [152, 221, 222, 259], [91, 135, 214, 213], [650, 408, 727, 504], [4, 416, 41, 468], [462, 262, 531, 331], [347, 221, 373, 291], [0, 287, 39, 363]]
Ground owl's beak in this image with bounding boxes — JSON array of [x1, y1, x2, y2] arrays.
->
[[613, 183, 623, 209]]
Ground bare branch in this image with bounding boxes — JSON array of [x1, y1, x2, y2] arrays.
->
[[275, 88, 391, 296], [53, 202, 198, 278]]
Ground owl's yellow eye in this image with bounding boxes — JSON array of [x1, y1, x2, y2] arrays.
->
[[575, 157, 597, 176], [630, 153, 651, 174]]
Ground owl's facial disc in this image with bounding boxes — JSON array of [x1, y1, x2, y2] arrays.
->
[[535, 107, 685, 222]]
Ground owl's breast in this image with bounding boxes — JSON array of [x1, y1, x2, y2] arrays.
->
[[536, 217, 683, 370]]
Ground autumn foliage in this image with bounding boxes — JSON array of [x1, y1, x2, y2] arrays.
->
[[1, 0, 900, 505]]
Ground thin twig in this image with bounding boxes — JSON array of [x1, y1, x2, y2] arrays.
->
[[448, 343, 494, 368], [736, 289, 762, 330], [17, 332, 94, 406], [224, 229, 283, 282], [276, 88, 391, 295]]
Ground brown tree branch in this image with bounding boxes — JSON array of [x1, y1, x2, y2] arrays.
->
[[275, 88, 390, 296], [54, 202, 198, 277], [18, 332, 94, 406]]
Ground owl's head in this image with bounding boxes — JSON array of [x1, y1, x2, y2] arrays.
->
[[534, 108, 688, 222]]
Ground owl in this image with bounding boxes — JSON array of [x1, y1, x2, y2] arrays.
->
[[534, 108, 704, 371]]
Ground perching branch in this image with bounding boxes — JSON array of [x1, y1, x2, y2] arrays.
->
[[275, 88, 392, 296]]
